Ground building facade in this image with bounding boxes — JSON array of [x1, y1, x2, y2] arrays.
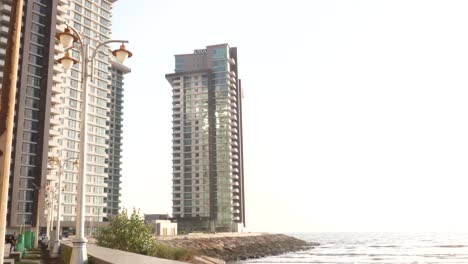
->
[[166, 44, 245, 232], [106, 60, 130, 218], [0, 0, 129, 232]]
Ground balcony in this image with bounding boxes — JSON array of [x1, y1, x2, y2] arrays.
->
[[53, 62, 65, 73], [50, 117, 61, 127], [1, 4, 11, 14], [0, 36, 6, 46], [232, 147, 239, 154], [52, 74, 62, 84], [0, 26, 8, 34], [52, 85, 62, 95], [0, 15, 9, 24], [56, 13, 66, 24], [50, 106, 61, 115], [231, 141, 238, 148], [48, 138, 60, 148], [57, 4, 66, 15], [51, 95, 62, 105], [49, 128, 60, 137]]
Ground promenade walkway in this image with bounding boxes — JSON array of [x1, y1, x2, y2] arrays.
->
[[62, 242, 184, 264]]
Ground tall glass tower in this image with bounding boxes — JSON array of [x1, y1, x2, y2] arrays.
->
[[166, 44, 245, 232]]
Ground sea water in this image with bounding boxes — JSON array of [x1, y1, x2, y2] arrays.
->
[[239, 232, 468, 263]]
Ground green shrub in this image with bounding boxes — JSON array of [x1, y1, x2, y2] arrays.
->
[[95, 208, 156, 255], [153, 242, 192, 260]]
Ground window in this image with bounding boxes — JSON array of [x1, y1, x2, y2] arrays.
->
[[24, 120, 39, 131], [84, 18, 91, 26], [18, 202, 33, 213], [74, 13, 82, 21], [75, 4, 82, 12], [27, 76, 41, 87], [74, 22, 82, 31], [26, 97, 39, 109], [28, 65, 42, 76], [24, 109, 39, 119], [26, 87, 40, 98], [22, 143, 37, 154], [28, 55, 42, 65], [20, 166, 35, 177], [32, 13, 46, 25]]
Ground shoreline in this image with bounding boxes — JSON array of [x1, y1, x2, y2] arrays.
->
[[155, 233, 316, 263]]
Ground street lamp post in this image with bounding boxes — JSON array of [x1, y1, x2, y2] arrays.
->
[[48, 156, 78, 257], [44, 181, 56, 246], [55, 25, 132, 264], [49, 192, 56, 249]]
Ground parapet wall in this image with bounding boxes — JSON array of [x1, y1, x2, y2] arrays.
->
[[61, 242, 183, 264]]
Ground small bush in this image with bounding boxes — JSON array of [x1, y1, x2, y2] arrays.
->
[[95, 208, 192, 261], [152, 242, 192, 260]]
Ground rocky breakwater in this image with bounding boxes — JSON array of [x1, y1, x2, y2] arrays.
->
[[156, 233, 315, 262]]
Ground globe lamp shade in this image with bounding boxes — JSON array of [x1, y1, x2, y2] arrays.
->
[[112, 44, 133, 63], [57, 51, 78, 70], [55, 27, 78, 49]]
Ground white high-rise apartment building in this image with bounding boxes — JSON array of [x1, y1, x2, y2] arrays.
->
[[0, 0, 129, 233]]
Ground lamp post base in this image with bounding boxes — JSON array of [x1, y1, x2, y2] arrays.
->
[[50, 239, 60, 257], [70, 237, 88, 264]]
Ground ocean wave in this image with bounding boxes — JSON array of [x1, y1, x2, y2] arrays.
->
[[369, 245, 399, 248], [240, 233, 468, 264], [434, 245, 467, 248]]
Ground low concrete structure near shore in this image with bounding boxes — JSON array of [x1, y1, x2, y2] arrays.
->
[[154, 220, 178, 236]]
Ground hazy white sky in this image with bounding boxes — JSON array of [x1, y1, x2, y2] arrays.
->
[[111, 0, 468, 232]]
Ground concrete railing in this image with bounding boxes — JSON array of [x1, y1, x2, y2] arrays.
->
[[61, 242, 184, 264]]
